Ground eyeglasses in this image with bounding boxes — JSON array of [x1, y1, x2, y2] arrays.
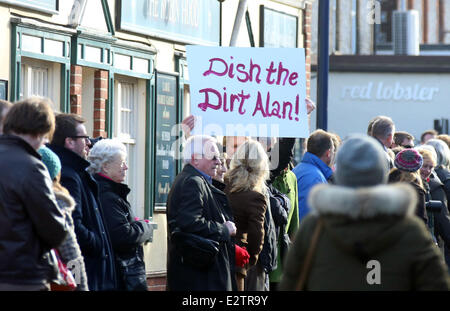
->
[[69, 135, 91, 142]]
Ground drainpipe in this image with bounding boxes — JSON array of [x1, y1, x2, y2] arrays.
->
[[229, 0, 248, 46], [316, 0, 330, 131]]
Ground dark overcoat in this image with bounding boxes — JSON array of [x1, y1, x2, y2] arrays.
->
[[166, 164, 236, 291], [0, 136, 67, 286], [48, 144, 117, 291]]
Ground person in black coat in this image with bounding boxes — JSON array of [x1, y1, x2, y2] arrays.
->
[[167, 135, 237, 291], [87, 139, 154, 291], [0, 98, 67, 291], [418, 147, 450, 270], [48, 114, 117, 291]]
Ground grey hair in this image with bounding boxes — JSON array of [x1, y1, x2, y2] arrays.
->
[[182, 135, 217, 165], [87, 138, 127, 174], [426, 139, 450, 169], [371, 116, 395, 139]]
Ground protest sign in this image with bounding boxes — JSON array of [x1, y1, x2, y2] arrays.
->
[[186, 46, 308, 138]]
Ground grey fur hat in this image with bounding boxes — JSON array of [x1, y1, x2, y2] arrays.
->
[[334, 135, 389, 187]]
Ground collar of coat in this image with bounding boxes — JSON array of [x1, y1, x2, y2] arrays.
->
[[47, 144, 90, 172], [308, 183, 417, 219], [94, 173, 130, 199], [0, 134, 41, 159], [54, 189, 76, 213], [301, 152, 333, 180]]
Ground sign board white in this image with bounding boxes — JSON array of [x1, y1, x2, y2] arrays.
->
[[186, 46, 308, 138]]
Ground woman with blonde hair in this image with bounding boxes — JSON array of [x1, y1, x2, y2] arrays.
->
[[224, 139, 270, 291]]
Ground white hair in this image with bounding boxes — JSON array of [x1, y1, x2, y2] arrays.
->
[[87, 138, 127, 174], [426, 139, 450, 169], [182, 135, 218, 165]]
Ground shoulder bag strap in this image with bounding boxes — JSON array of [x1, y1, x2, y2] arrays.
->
[[295, 218, 324, 291]]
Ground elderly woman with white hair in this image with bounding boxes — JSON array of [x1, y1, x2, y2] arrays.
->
[[224, 139, 271, 291], [426, 138, 450, 205], [88, 139, 153, 291]]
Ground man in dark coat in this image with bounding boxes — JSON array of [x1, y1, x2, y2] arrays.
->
[[48, 113, 117, 291], [166, 135, 237, 291], [0, 98, 67, 290]]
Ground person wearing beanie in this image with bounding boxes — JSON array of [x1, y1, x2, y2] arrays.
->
[[280, 135, 450, 290], [388, 149, 428, 224], [38, 146, 89, 291]]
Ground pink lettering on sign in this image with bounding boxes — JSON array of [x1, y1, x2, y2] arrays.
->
[[252, 91, 300, 121], [198, 88, 250, 115], [203, 57, 262, 84]]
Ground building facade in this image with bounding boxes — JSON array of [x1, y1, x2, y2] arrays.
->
[[308, 0, 450, 143], [0, 0, 312, 290]]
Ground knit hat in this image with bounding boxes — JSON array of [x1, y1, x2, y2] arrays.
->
[[38, 146, 62, 180], [334, 135, 389, 187], [394, 148, 423, 172]]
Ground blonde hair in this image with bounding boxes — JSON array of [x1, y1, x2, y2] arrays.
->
[[389, 167, 424, 190], [417, 148, 437, 167], [225, 139, 269, 194]]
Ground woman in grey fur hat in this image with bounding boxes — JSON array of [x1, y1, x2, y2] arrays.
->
[[280, 135, 450, 290]]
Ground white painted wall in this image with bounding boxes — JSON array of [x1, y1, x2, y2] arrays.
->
[[310, 71, 450, 142]]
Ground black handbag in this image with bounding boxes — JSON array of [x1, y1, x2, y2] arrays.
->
[[171, 228, 220, 270], [116, 251, 148, 291]]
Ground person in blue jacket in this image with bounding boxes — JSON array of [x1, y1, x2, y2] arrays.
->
[[292, 129, 336, 222]]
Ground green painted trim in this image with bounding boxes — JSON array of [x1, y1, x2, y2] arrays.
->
[[60, 63, 70, 113], [144, 78, 155, 219], [10, 24, 20, 102], [175, 57, 185, 174], [20, 51, 68, 64], [112, 68, 152, 79], [18, 26, 71, 42], [107, 73, 114, 138], [112, 45, 154, 61], [77, 59, 111, 71], [101, 0, 115, 36]]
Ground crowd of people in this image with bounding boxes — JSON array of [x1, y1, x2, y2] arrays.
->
[[0, 98, 153, 291], [168, 107, 450, 291], [0, 96, 450, 291]]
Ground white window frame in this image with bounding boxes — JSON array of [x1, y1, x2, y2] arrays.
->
[[115, 78, 139, 216]]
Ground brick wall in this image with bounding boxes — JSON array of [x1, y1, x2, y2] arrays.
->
[[70, 65, 82, 115], [147, 275, 166, 291], [94, 70, 108, 138]]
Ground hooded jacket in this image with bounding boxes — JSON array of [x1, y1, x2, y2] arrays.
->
[[280, 183, 450, 290], [54, 190, 89, 291]]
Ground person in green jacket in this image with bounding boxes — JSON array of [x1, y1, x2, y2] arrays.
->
[[280, 135, 450, 291], [269, 168, 299, 289]]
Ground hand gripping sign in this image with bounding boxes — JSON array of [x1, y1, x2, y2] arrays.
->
[[186, 46, 308, 138]]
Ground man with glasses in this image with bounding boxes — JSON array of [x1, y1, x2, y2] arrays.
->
[[393, 131, 415, 149], [48, 113, 117, 291], [166, 135, 237, 290]]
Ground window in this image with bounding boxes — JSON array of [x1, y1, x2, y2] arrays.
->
[[374, 0, 397, 49], [20, 64, 49, 100], [115, 80, 138, 215]]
